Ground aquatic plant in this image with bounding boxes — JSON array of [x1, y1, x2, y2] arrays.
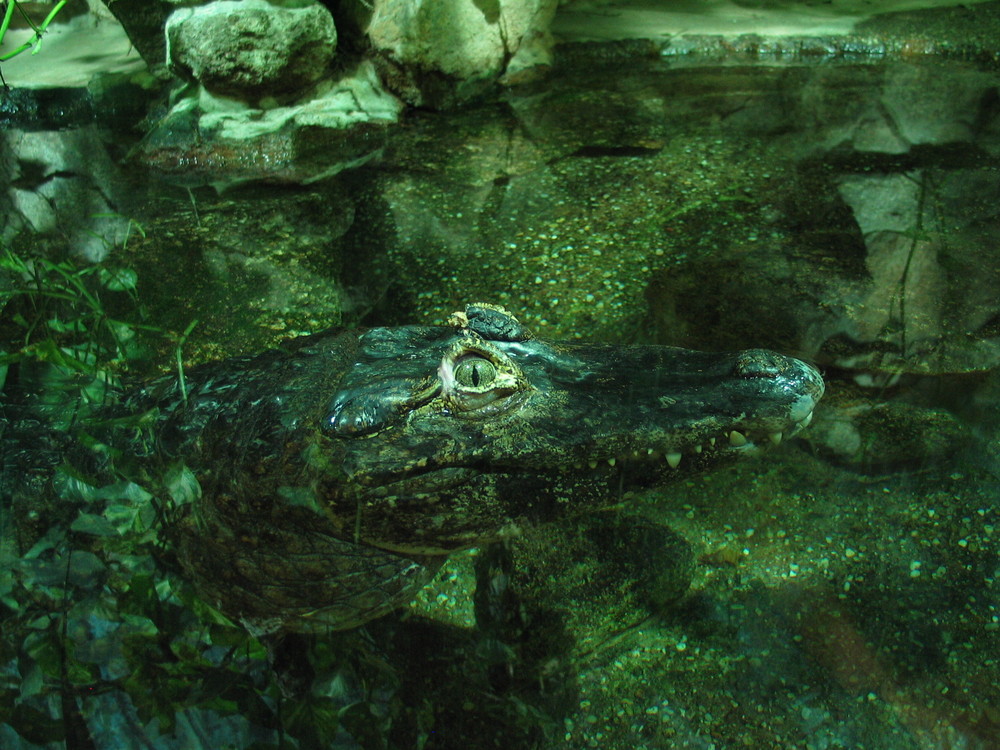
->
[[0, 241, 149, 410], [0, 238, 403, 747], [0, 241, 270, 746], [0, 0, 67, 85]]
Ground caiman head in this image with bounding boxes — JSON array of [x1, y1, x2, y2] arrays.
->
[[320, 303, 824, 557], [171, 302, 823, 631]]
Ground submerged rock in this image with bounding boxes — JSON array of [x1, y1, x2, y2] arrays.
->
[[1, 123, 137, 261], [806, 390, 972, 471]]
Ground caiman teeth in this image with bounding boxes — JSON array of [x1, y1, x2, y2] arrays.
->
[[571, 411, 818, 474]]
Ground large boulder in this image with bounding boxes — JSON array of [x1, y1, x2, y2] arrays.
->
[[166, 0, 337, 101], [365, 0, 557, 107], [99, 0, 173, 68]]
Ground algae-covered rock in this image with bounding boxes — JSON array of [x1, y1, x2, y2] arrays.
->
[[805, 388, 973, 472]]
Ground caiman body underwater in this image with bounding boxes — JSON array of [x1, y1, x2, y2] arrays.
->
[[4, 304, 824, 632]]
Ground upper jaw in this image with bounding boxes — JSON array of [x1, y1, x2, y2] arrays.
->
[[550, 358, 825, 475]]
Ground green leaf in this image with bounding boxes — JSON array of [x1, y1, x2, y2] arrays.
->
[[66, 551, 106, 589], [71, 513, 118, 537], [185, 590, 237, 626], [18, 660, 45, 700], [18, 550, 102, 595], [26, 614, 53, 630], [24, 630, 61, 678], [209, 623, 251, 649], [19, 558, 68, 588], [52, 468, 100, 504], [46, 316, 85, 334], [286, 694, 342, 748], [279, 485, 326, 516], [103, 503, 140, 535], [120, 614, 159, 639], [22, 526, 64, 560], [98, 267, 138, 292], [106, 480, 154, 504], [65, 657, 99, 686], [8, 703, 66, 744], [165, 462, 201, 506]]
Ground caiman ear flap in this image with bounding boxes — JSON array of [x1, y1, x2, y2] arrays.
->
[[448, 303, 533, 342]]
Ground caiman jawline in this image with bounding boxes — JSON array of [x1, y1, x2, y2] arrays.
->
[[570, 406, 816, 472], [360, 405, 818, 489]]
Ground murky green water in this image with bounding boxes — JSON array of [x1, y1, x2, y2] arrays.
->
[[3, 52, 1000, 749]]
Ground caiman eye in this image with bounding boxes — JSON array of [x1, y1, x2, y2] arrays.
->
[[453, 357, 497, 388], [439, 339, 530, 414]]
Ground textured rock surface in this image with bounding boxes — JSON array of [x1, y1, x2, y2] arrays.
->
[[134, 62, 402, 189], [325, 57, 1000, 382], [119, 184, 354, 363], [806, 389, 973, 470], [1, 127, 134, 261], [366, 0, 557, 107], [99, 0, 173, 67], [166, 0, 337, 100]]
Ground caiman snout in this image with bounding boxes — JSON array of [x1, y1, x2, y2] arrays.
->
[[734, 348, 824, 427]]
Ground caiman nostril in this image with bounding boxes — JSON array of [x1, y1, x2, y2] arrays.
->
[[735, 349, 784, 379]]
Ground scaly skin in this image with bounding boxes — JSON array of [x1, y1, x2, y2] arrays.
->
[[137, 303, 824, 632]]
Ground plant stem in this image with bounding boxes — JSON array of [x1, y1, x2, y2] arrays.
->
[[0, 0, 69, 62], [175, 320, 199, 405]]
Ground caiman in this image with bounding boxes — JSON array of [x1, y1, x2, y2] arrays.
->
[[2, 303, 824, 633]]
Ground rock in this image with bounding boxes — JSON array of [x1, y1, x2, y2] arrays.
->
[[1, 126, 134, 262], [806, 390, 972, 472], [877, 62, 989, 149], [836, 171, 949, 353], [365, 0, 558, 107], [99, 0, 173, 68], [122, 183, 354, 363], [134, 62, 401, 189], [166, 0, 337, 101], [826, 166, 1000, 377]]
